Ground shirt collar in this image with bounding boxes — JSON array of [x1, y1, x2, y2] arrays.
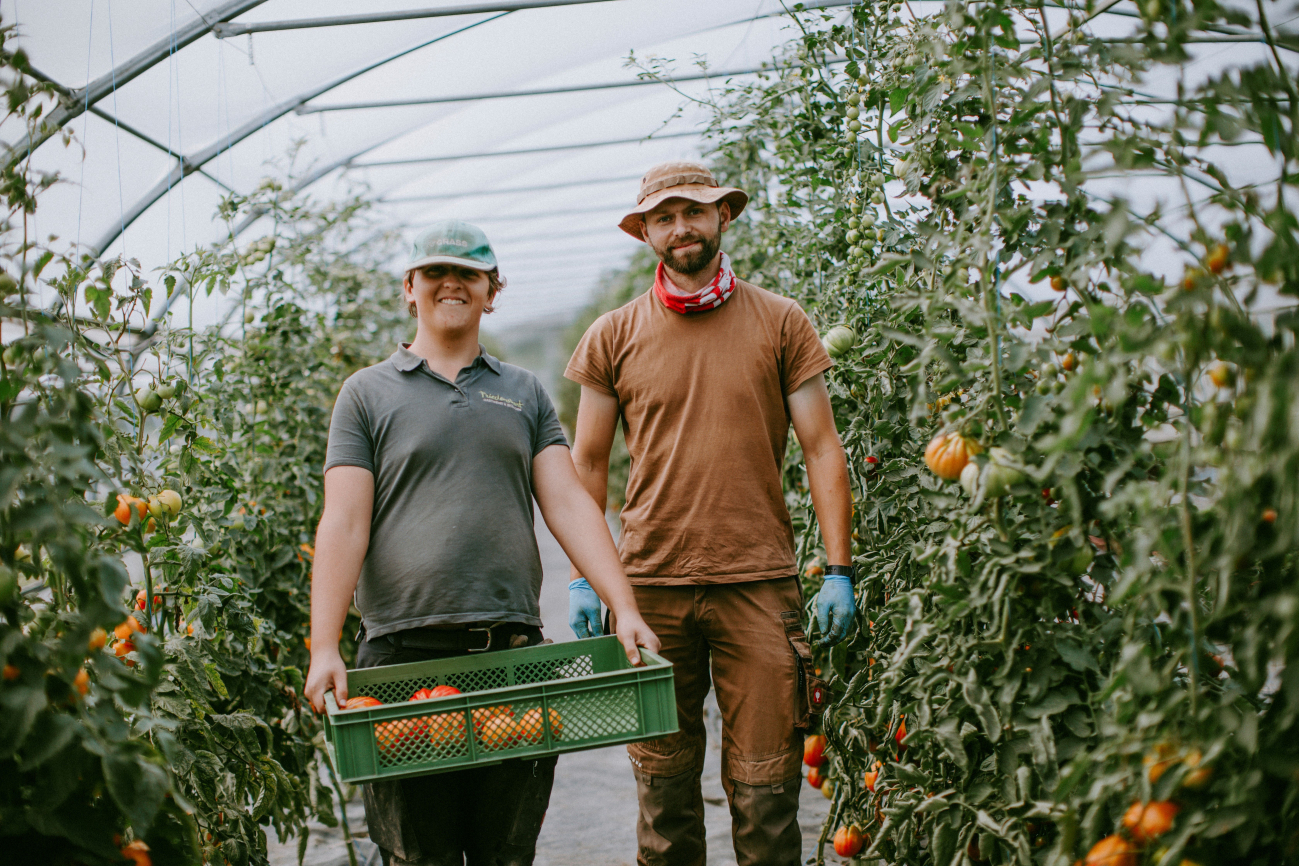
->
[[390, 343, 501, 375]]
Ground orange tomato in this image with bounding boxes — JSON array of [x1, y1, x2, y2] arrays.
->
[[375, 716, 428, 757], [1206, 244, 1229, 274], [517, 707, 563, 744], [472, 704, 514, 733], [803, 734, 827, 768], [2, 663, 18, 680], [804, 564, 825, 577], [73, 668, 90, 697], [864, 760, 882, 792], [88, 627, 107, 651], [478, 713, 520, 751], [833, 824, 865, 857], [895, 717, 908, 749], [427, 711, 468, 749], [1144, 743, 1178, 783], [114, 640, 135, 659], [1181, 749, 1213, 789], [1050, 275, 1067, 292], [343, 696, 383, 709], [120, 839, 152, 866], [114, 617, 144, 641], [1207, 361, 1234, 389], [1121, 801, 1179, 844], [923, 432, 981, 480], [114, 494, 147, 526], [1262, 508, 1278, 524], [1084, 834, 1138, 866]]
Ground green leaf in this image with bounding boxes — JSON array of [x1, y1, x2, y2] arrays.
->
[[103, 752, 169, 835], [204, 663, 229, 698]]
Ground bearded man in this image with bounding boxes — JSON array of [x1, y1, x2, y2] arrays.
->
[[564, 162, 856, 866]]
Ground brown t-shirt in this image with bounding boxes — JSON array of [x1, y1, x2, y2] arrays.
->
[[565, 279, 833, 585]]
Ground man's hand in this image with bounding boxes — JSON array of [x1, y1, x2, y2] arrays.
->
[[613, 612, 661, 666], [568, 577, 604, 639], [305, 649, 349, 713], [815, 575, 856, 646]]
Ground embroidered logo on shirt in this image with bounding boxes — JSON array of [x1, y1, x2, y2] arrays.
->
[[480, 391, 523, 411]]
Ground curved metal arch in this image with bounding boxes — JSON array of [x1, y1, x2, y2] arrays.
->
[[3, 0, 269, 172], [87, 12, 510, 256]]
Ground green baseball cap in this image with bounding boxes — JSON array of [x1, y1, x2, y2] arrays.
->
[[403, 220, 498, 272]]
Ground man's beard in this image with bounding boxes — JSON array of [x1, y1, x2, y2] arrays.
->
[[650, 222, 722, 276]]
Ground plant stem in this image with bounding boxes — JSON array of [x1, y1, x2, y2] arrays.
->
[[325, 759, 359, 866], [1179, 393, 1200, 724]]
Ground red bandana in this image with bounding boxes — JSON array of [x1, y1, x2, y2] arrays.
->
[[653, 252, 736, 314]]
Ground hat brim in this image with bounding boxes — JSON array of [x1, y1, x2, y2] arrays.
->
[[403, 254, 497, 273], [618, 184, 749, 240]]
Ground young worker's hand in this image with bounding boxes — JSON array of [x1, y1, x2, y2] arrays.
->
[[305, 649, 349, 714], [614, 613, 661, 667], [568, 577, 604, 639], [815, 576, 856, 646]]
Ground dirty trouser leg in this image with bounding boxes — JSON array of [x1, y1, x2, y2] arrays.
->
[[702, 577, 807, 866], [617, 586, 711, 866]]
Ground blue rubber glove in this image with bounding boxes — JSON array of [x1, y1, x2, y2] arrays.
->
[[568, 578, 604, 639], [815, 575, 856, 646]]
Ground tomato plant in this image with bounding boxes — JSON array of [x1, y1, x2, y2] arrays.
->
[[634, 0, 1299, 862], [0, 24, 412, 862]]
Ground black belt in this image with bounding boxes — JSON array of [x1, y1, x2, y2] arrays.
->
[[374, 622, 537, 653]]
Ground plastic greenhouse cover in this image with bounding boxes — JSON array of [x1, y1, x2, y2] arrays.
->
[[0, 0, 1286, 332]]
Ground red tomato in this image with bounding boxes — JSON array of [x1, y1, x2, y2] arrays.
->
[[343, 696, 383, 709], [895, 717, 908, 749], [833, 825, 866, 857], [806, 766, 825, 789], [431, 685, 461, 697], [803, 734, 827, 768]]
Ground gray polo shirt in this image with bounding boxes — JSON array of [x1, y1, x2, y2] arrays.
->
[[324, 344, 568, 637]]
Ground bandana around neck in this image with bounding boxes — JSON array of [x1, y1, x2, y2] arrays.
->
[[653, 252, 737, 315]]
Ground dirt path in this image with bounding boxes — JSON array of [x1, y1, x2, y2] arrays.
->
[[270, 515, 835, 866]]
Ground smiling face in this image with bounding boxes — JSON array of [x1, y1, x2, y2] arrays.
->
[[641, 198, 732, 276], [403, 263, 496, 334]]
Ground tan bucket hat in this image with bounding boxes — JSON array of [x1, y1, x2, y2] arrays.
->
[[618, 160, 749, 240]]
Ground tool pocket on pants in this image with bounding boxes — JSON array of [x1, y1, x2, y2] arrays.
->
[[780, 611, 830, 729]]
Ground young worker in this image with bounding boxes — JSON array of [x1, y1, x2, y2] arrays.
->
[[305, 220, 659, 866], [565, 162, 856, 866]]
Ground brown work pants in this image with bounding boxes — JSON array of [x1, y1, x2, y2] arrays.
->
[[615, 577, 811, 866]]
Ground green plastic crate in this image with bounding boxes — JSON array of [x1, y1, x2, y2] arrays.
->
[[322, 635, 677, 783]]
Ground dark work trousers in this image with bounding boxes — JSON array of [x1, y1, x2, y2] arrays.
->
[[612, 578, 810, 866], [355, 627, 557, 866]]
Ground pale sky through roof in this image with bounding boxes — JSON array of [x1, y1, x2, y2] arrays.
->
[[3, 0, 1288, 334]]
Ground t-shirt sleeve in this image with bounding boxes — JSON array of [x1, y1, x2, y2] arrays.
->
[[564, 314, 617, 396], [532, 380, 569, 455], [324, 380, 375, 472], [781, 303, 835, 395]]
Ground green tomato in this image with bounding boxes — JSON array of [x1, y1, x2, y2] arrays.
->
[[1065, 545, 1094, 575], [156, 381, 178, 399], [959, 461, 980, 497], [848, 92, 861, 105], [824, 325, 857, 358], [2, 342, 24, 366], [859, 213, 876, 229], [847, 120, 862, 133], [982, 448, 1026, 497], [871, 191, 885, 205], [848, 217, 860, 229], [136, 387, 163, 413], [846, 230, 862, 245], [846, 106, 860, 120]]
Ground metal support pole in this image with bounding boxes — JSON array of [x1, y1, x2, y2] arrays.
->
[[213, 0, 621, 37]]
